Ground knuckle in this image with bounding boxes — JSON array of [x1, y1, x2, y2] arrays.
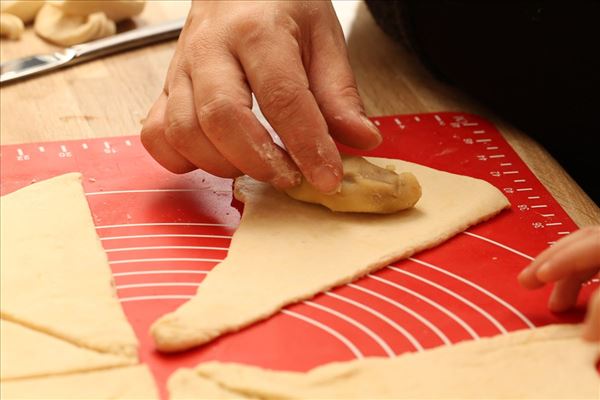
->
[[197, 94, 240, 129], [140, 121, 162, 152], [232, 17, 268, 48], [260, 81, 306, 118], [164, 116, 195, 150]]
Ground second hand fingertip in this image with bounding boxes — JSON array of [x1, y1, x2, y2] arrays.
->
[[536, 262, 553, 279], [360, 115, 383, 149]]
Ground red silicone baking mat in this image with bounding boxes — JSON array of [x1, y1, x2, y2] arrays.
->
[[1, 112, 596, 399]]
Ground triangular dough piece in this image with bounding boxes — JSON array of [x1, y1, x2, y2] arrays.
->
[[0, 173, 138, 357], [0, 319, 135, 381], [152, 158, 510, 352], [170, 325, 599, 399], [1, 364, 159, 399], [169, 369, 246, 400]]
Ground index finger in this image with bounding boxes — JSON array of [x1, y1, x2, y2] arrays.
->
[[235, 32, 342, 193]]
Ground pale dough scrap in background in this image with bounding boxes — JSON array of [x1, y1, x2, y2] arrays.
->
[[152, 158, 510, 352], [34, 3, 116, 46], [0, 173, 138, 358], [0, 319, 135, 381], [1, 364, 159, 400], [169, 324, 600, 399]]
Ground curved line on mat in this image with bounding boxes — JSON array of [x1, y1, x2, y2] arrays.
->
[[304, 301, 398, 356], [105, 246, 229, 253], [281, 310, 364, 359], [96, 222, 234, 229], [387, 266, 508, 334], [366, 275, 479, 340], [112, 270, 209, 277], [325, 291, 424, 352], [86, 189, 211, 195], [408, 257, 535, 329], [462, 232, 534, 261], [101, 234, 232, 241], [120, 294, 193, 302], [109, 258, 222, 265], [346, 283, 452, 345], [115, 282, 201, 290]]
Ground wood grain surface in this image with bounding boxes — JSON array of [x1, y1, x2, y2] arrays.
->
[[1, 1, 597, 227]]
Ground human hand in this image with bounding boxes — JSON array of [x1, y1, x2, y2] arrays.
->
[[518, 226, 600, 341], [141, 1, 382, 193]]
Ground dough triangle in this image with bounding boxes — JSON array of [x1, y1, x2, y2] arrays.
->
[[0, 319, 135, 381], [1, 364, 159, 399], [0, 173, 138, 357], [169, 324, 599, 399], [152, 158, 510, 352]]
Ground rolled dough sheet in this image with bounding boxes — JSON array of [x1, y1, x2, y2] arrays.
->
[[152, 158, 510, 352], [169, 369, 247, 400], [169, 324, 600, 399], [0, 173, 138, 357], [1, 364, 159, 399], [0, 319, 135, 381]]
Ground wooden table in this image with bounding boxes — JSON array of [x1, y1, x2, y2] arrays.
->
[[1, 1, 598, 227]]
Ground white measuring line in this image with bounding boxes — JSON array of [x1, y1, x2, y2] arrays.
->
[[388, 266, 508, 334], [489, 154, 505, 159], [486, 146, 499, 150], [87, 188, 211, 196], [281, 310, 364, 359], [346, 283, 452, 345], [502, 171, 519, 175], [473, 129, 485, 134], [557, 231, 571, 235], [96, 222, 235, 229], [113, 270, 209, 277], [120, 294, 192, 303], [105, 245, 229, 253], [116, 282, 201, 289], [500, 162, 512, 166], [530, 205, 548, 209], [304, 301, 399, 356], [326, 291, 429, 351], [462, 232, 534, 260], [544, 222, 562, 226], [541, 213, 555, 217], [528, 196, 540, 200], [364, 277, 478, 340], [476, 139, 492, 143], [513, 179, 526, 183], [109, 258, 222, 265], [516, 188, 533, 192], [408, 258, 535, 329], [101, 234, 233, 241]]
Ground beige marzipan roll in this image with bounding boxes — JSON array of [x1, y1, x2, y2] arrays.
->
[[34, 3, 116, 47], [48, 0, 145, 22], [0, 0, 44, 24], [1, 13, 25, 40], [285, 155, 422, 213]]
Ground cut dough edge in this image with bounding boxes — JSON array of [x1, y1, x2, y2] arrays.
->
[[152, 158, 510, 352], [1, 364, 159, 400], [0, 173, 138, 358], [168, 324, 600, 400], [0, 318, 135, 382]]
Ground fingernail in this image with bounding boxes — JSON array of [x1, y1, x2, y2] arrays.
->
[[361, 115, 383, 146], [311, 165, 341, 194]]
